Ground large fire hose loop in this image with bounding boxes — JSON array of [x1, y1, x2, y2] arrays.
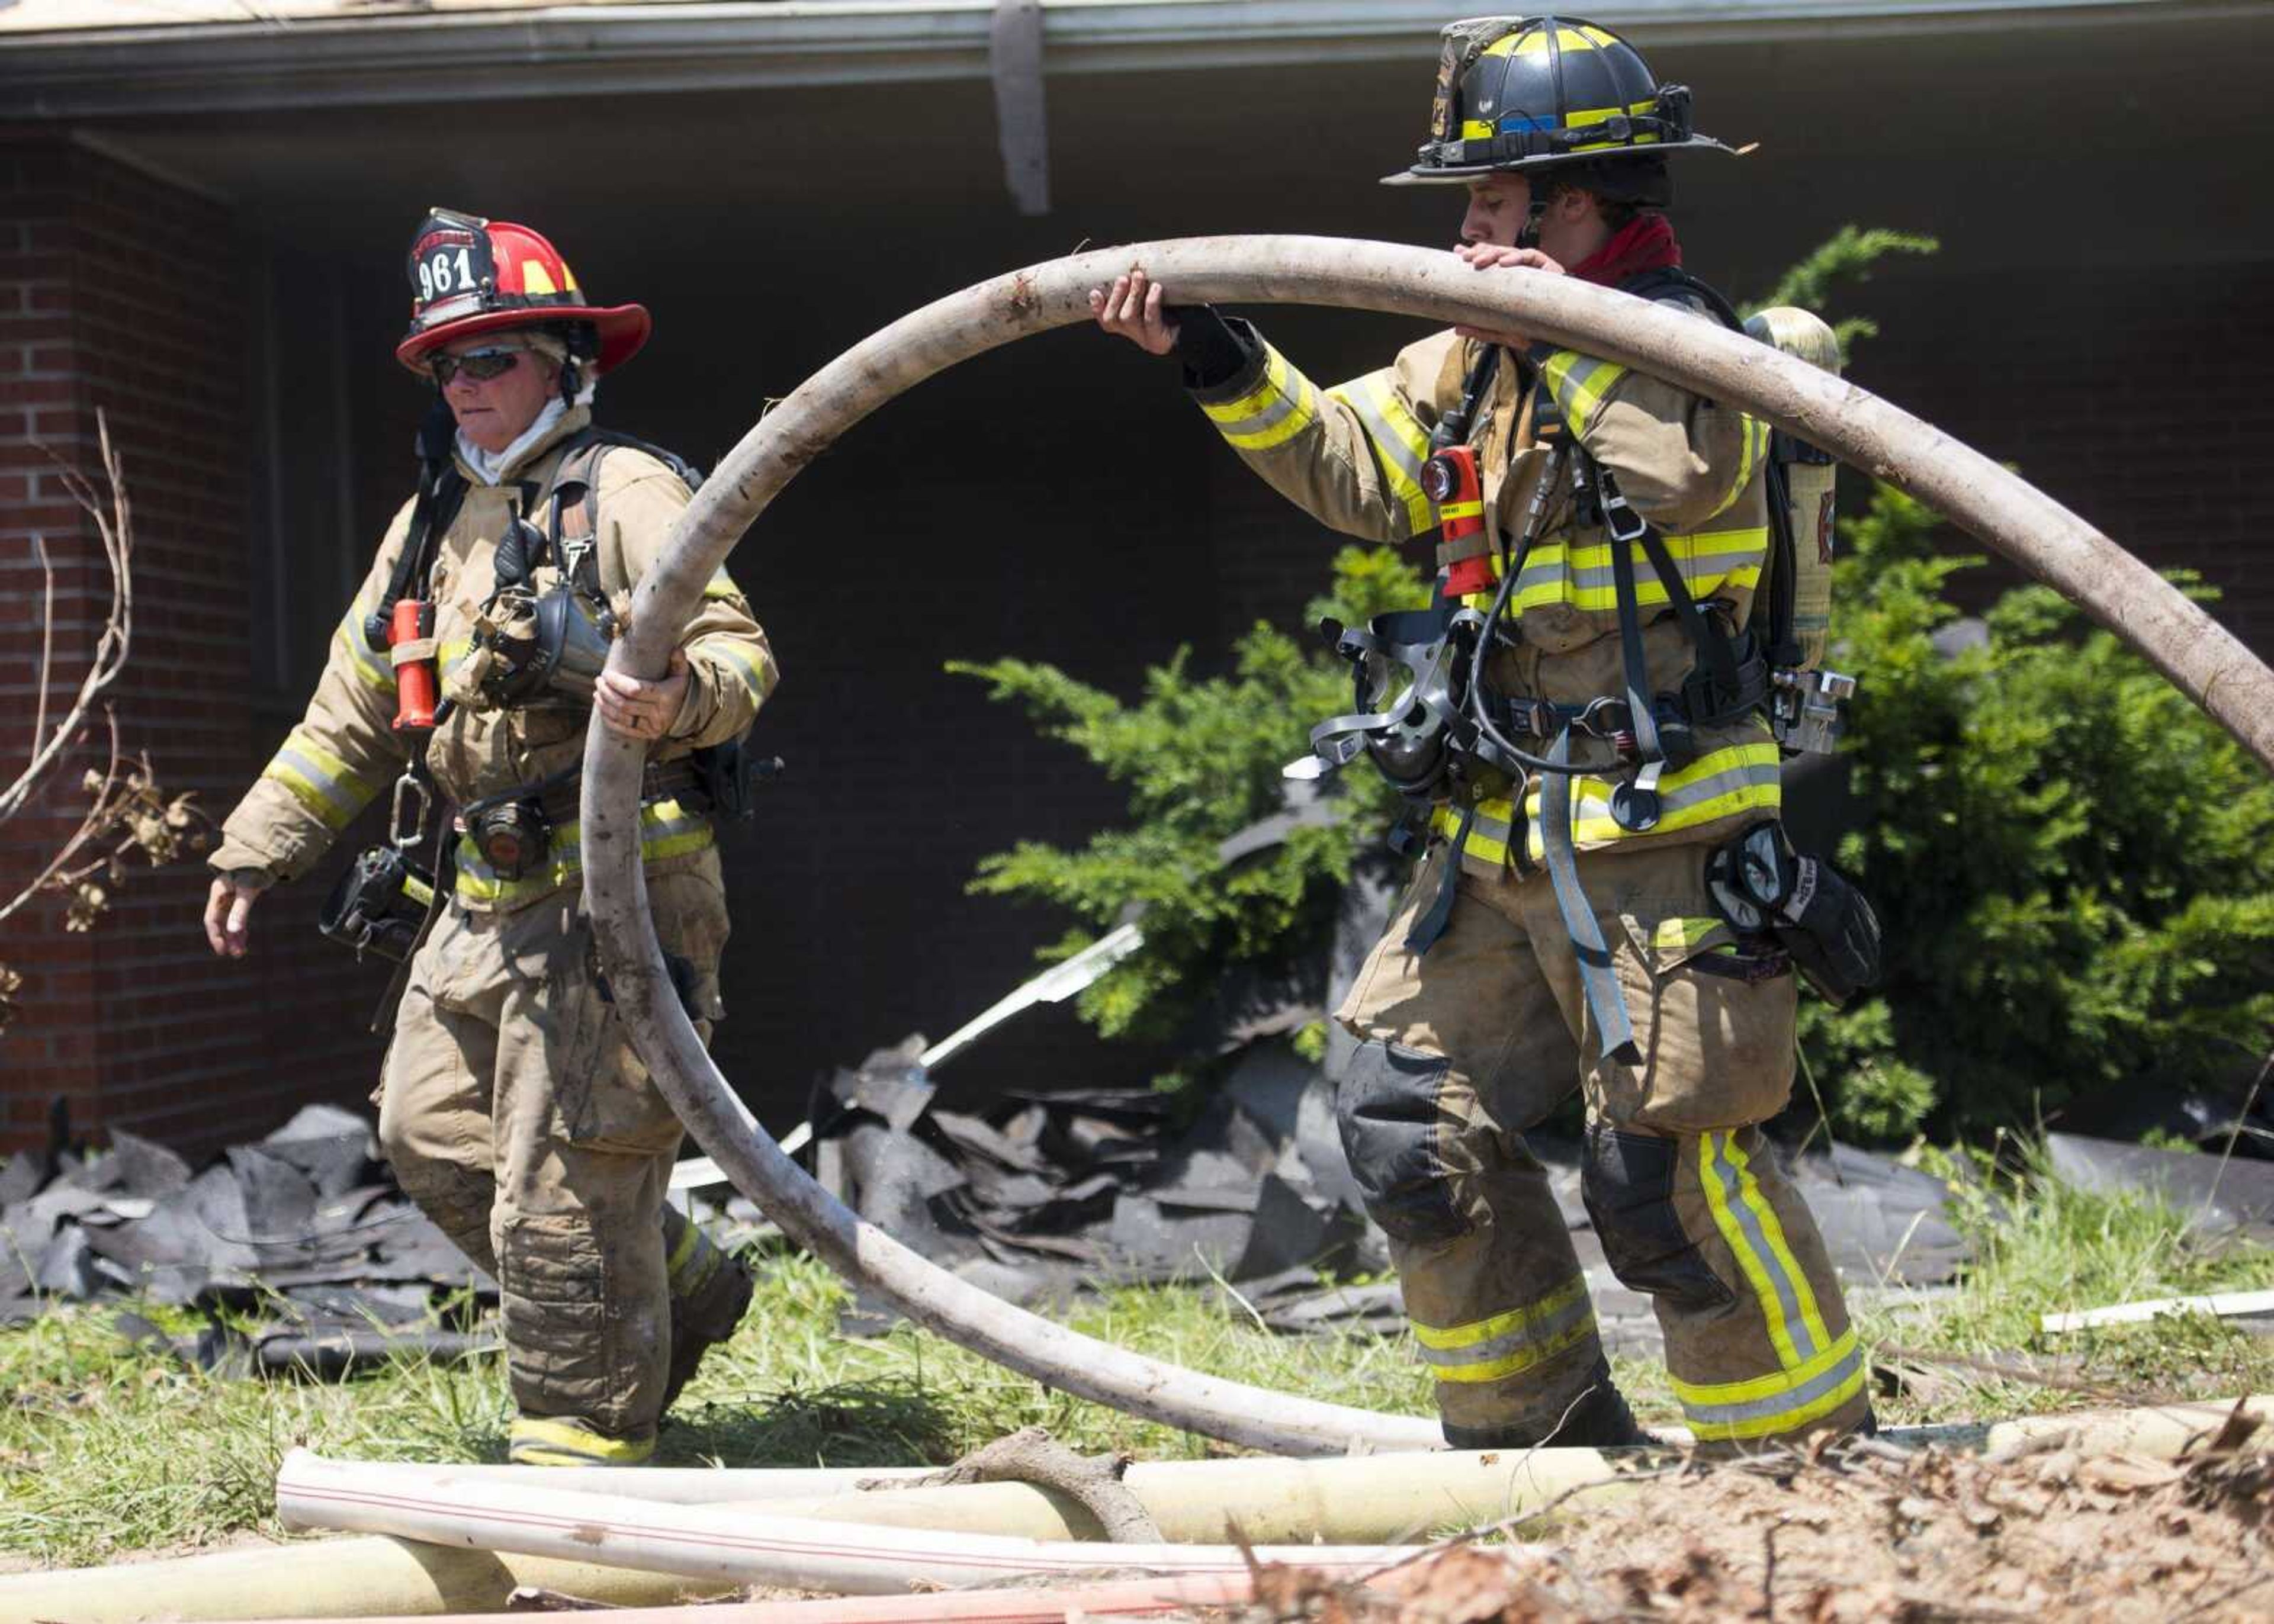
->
[[581, 237, 2274, 1458]]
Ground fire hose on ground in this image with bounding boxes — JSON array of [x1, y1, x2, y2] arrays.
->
[[578, 237, 2274, 1459], [5, 1402, 2266, 1620]]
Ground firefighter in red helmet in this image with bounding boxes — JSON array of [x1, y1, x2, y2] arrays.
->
[[206, 211, 779, 1465]]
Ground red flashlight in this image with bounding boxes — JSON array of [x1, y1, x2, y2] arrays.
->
[[389, 598, 439, 732], [1421, 447, 1492, 598]]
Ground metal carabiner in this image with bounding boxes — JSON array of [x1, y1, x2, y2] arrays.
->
[[1599, 479, 1649, 545], [388, 770, 433, 852]]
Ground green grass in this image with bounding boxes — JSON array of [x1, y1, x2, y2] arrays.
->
[[3, 1155, 2270, 1570]]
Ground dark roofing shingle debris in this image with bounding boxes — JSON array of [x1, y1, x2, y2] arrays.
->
[[0, 1102, 497, 1372], [802, 1036, 1980, 1356]]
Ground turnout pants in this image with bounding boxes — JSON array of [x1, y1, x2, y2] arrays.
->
[[377, 862, 731, 1451], [1334, 840, 1870, 1449]]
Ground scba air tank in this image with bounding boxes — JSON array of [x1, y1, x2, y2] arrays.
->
[[1743, 304, 1842, 673]]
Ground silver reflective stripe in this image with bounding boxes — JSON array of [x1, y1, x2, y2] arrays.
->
[[1678, 1336, 1864, 1432], [1569, 751, 1780, 827], [1417, 1287, 1594, 1373], [1214, 378, 1311, 444], [1546, 353, 1625, 432], [268, 740, 375, 826], [1704, 1135, 1820, 1362], [1563, 536, 1765, 596], [336, 611, 391, 689], [1337, 380, 1428, 497], [696, 636, 772, 703]]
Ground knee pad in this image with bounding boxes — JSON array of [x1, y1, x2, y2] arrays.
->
[[386, 1158, 493, 1255], [1334, 1037, 1468, 1246], [1581, 1125, 1733, 1311]]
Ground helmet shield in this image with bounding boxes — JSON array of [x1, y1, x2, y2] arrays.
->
[[406, 210, 501, 331], [1387, 14, 1736, 187]]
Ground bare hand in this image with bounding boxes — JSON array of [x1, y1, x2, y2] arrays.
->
[[1454, 242, 1568, 351], [204, 872, 266, 959], [1087, 270, 1179, 356], [596, 648, 690, 742]]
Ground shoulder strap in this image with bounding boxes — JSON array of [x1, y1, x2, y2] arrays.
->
[[586, 427, 704, 493], [1617, 265, 1805, 670], [1619, 265, 1745, 333], [538, 425, 702, 597], [365, 401, 467, 653]]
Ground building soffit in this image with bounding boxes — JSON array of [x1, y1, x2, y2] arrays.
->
[[0, 0, 2260, 117]]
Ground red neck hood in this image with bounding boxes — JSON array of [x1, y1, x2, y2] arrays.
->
[[1568, 213, 1681, 287]]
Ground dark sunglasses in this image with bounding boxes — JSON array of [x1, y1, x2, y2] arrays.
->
[[431, 346, 527, 387]]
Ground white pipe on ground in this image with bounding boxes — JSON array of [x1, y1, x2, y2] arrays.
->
[[0, 1539, 735, 1623], [285, 1442, 1639, 1543], [273, 1449, 1416, 1595], [582, 237, 2274, 1456]]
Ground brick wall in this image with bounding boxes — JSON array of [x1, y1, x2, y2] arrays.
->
[[0, 137, 388, 1157]]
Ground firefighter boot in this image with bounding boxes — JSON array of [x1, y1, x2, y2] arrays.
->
[[659, 1205, 754, 1415], [508, 1414, 657, 1467], [1440, 1358, 1649, 1449]]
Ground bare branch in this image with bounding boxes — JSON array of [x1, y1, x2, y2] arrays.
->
[[0, 409, 133, 825], [0, 411, 205, 1034]]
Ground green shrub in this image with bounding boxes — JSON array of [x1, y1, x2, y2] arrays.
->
[[1803, 483, 2274, 1138]]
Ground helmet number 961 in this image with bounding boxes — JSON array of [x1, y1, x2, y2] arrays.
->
[[417, 247, 476, 304]]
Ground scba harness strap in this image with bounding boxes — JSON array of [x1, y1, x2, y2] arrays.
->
[[1306, 269, 1874, 1052]]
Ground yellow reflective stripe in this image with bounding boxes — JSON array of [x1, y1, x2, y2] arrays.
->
[[401, 872, 434, 908], [667, 1219, 725, 1295], [1200, 345, 1319, 450], [1514, 526, 1769, 615], [1718, 1130, 1835, 1356], [702, 566, 745, 602], [335, 613, 393, 693], [453, 797, 716, 905], [1653, 916, 1725, 953], [1671, 1328, 1868, 1442], [666, 1215, 702, 1276], [259, 731, 381, 831], [1411, 1275, 1595, 1381], [693, 635, 775, 705], [1700, 1130, 1800, 1368], [1413, 1275, 1586, 1352], [1437, 500, 1484, 522], [1326, 372, 1432, 535], [1707, 415, 1769, 524], [508, 1417, 655, 1467], [1489, 23, 1618, 56], [1567, 98, 1660, 128], [1539, 350, 1629, 439], [1523, 741, 1781, 854], [1432, 798, 1516, 872]]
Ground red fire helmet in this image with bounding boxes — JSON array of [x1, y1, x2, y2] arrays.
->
[[394, 208, 650, 375]]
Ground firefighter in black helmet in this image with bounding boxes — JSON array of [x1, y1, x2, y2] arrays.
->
[[1093, 17, 1876, 1454]]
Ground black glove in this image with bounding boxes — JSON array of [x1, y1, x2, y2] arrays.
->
[[1706, 822, 1884, 1006], [1171, 305, 1259, 391]]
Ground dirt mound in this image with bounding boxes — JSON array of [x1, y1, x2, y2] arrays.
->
[[1251, 1417, 2273, 1622]]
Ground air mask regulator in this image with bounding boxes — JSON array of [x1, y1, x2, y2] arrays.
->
[[319, 772, 437, 961], [461, 512, 619, 710]]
